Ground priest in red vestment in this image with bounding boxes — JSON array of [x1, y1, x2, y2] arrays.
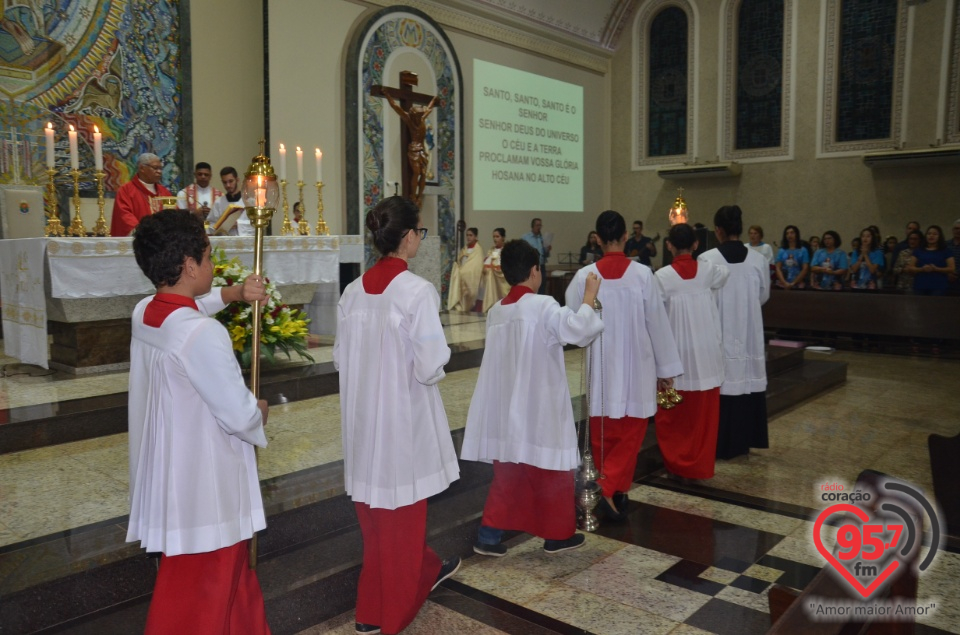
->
[[110, 153, 172, 236]]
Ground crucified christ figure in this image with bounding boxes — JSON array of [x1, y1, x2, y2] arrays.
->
[[384, 92, 437, 206]]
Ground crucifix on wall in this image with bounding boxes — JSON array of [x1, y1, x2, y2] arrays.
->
[[370, 71, 438, 207]]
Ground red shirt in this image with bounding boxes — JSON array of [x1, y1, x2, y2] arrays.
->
[[670, 253, 698, 280], [501, 285, 535, 305], [596, 252, 631, 279], [143, 293, 198, 327]]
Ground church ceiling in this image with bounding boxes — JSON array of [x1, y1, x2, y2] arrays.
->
[[458, 0, 638, 51]]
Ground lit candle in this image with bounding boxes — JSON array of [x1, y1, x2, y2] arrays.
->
[[296, 146, 303, 182], [45, 123, 54, 169], [93, 126, 103, 171], [256, 175, 266, 207], [68, 125, 78, 171], [315, 148, 323, 183], [278, 143, 287, 181]]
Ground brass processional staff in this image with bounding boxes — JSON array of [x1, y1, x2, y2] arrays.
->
[[242, 140, 280, 568]]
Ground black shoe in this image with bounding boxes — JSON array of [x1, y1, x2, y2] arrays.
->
[[543, 533, 585, 554], [473, 542, 508, 557], [432, 556, 461, 591], [598, 496, 627, 522], [613, 492, 629, 514], [355, 623, 380, 634]]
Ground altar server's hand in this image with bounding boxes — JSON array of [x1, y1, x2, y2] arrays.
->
[[241, 275, 269, 304], [657, 377, 675, 391], [258, 399, 269, 426], [583, 272, 601, 308]]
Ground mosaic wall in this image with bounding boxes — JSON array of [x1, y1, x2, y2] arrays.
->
[[735, 0, 784, 150], [835, 0, 896, 143], [0, 0, 182, 191], [356, 12, 459, 302], [647, 7, 687, 158]]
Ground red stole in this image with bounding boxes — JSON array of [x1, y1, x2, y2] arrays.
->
[[184, 184, 223, 212], [362, 257, 408, 294], [144, 293, 198, 327], [501, 285, 534, 305], [670, 253, 698, 280], [596, 252, 631, 279]]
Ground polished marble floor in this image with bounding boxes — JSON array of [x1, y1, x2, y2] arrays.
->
[[1, 311, 958, 634]]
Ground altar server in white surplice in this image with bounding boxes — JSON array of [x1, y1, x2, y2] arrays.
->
[[127, 210, 271, 634], [655, 223, 729, 480], [698, 205, 770, 461], [334, 196, 461, 635], [565, 210, 683, 523], [462, 239, 603, 558]]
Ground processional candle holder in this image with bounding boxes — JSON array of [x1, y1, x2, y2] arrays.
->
[[66, 169, 87, 237], [242, 139, 280, 569], [314, 181, 330, 236], [43, 168, 65, 237], [93, 171, 108, 236], [576, 296, 603, 531], [279, 178, 295, 236], [297, 179, 310, 235]]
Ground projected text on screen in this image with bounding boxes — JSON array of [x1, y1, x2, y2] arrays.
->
[[473, 59, 584, 212]]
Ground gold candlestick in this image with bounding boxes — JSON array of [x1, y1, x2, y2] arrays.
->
[[279, 179, 294, 235], [93, 171, 108, 236], [315, 181, 329, 236], [67, 169, 87, 237], [44, 168, 65, 237], [297, 180, 310, 235]]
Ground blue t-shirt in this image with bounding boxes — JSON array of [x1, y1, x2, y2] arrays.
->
[[811, 248, 848, 289], [912, 248, 952, 291], [851, 249, 885, 289], [776, 247, 809, 283]]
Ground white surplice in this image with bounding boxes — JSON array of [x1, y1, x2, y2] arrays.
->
[[698, 248, 770, 395], [565, 262, 684, 418], [334, 271, 460, 510], [655, 261, 729, 391], [126, 289, 267, 556], [460, 294, 603, 471]]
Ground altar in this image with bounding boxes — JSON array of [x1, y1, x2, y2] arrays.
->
[[0, 235, 364, 373]]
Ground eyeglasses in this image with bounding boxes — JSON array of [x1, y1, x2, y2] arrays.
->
[[404, 227, 428, 240]]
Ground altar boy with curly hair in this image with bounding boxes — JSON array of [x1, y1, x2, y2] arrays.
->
[[461, 239, 603, 556], [128, 209, 272, 634]]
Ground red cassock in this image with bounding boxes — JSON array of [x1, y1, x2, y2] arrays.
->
[[111, 178, 172, 236], [481, 461, 576, 540], [654, 387, 721, 479]]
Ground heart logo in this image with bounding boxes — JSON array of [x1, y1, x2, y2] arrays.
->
[[812, 503, 902, 599]]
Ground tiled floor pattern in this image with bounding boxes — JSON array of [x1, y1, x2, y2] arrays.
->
[[298, 485, 959, 634]]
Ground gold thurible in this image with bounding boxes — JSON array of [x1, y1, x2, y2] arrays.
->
[[44, 168, 65, 237], [279, 178, 294, 236], [296, 180, 310, 235], [93, 171, 108, 236], [315, 181, 329, 236], [67, 169, 86, 237]]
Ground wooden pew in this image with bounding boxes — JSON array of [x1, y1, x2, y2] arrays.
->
[[928, 431, 960, 537]]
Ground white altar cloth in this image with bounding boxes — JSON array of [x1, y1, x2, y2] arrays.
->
[[1, 235, 350, 368]]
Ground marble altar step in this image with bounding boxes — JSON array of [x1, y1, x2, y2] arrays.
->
[[0, 350, 847, 634]]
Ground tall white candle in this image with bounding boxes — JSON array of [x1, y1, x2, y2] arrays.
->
[[278, 143, 287, 181], [45, 123, 54, 169], [68, 125, 78, 171], [296, 146, 303, 182], [93, 126, 103, 171], [315, 148, 323, 183]]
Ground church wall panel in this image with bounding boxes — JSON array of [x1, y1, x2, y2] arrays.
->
[[610, 0, 959, 253]]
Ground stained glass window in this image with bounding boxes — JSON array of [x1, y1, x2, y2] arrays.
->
[[648, 7, 688, 157], [736, 0, 784, 149]]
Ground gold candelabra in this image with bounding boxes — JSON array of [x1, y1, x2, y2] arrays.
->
[[93, 171, 108, 236], [297, 180, 310, 235], [43, 168, 65, 237], [279, 179, 295, 235], [315, 181, 329, 236], [67, 169, 87, 237]]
